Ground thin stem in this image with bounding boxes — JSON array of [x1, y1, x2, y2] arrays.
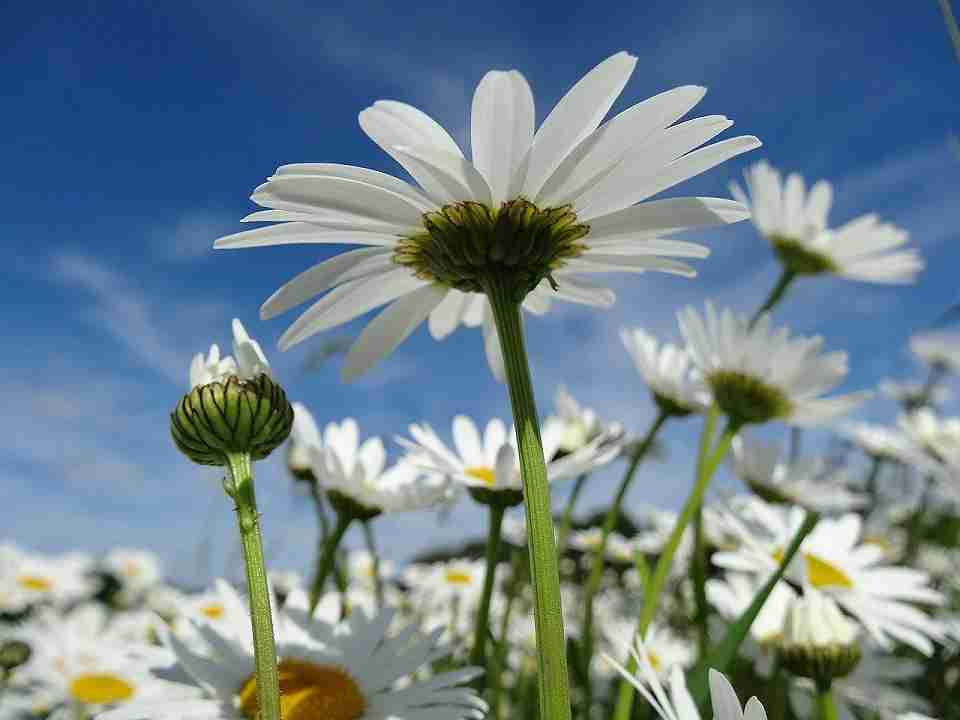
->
[[788, 426, 803, 463], [749, 268, 796, 328], [224, 452, 281, 720], [470, 505, 505, 675], [362, 520, 384, 608], [691, 408, 718, 661], [580, 410, 669, 696], [556, 474, 588, 553], [308, 510, 352, 614], [484, 275, 571, 720], [863, 455, 883, 499], [613, 408, 738, 720], [816, 686, 839, 720], [493, 548, 524, 720]]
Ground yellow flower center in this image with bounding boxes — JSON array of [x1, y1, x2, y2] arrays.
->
[[122, 562, 141, 577], [238, 659, 366, 720], [201, 603, 225, 620], [465, 466, 497, 486], [772, 549, 853, 589], [648, 651, 661, 672], [69, 673, 135, 705], [17, 575, 52, 592], [444, 570, 474, 585]]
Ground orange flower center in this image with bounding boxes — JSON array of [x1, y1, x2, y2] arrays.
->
[[238, 659, 366, 720]]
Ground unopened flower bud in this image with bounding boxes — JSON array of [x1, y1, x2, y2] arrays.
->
[[0, 640, 31, 672], [779, 590, 861, 689]]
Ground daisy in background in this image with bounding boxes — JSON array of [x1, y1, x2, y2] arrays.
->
[[898, 408, 960, 472], [0, 544, 95, 613], [712, 499, 946, 655], [731, 160, 921, 284], [101, 548, 163, 604], [596, 613, 694, 680], [547, 385, 622, 455], [401, 559, 489, 641], [731, 434, 867, 512], [215, 51, 758, 380], [620, 326, 710, 416], [605, 638, 767, 720], [679, 302, 867, 427], [878, 379, 951, 410], [96, 592, 485, 720], [911, 328, 960, 374]]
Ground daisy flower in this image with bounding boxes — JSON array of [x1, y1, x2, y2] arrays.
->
[[910, 329, 960, 373], [396, 414, 621, 502], [731, 435, 867, 512], [898, 408, 960, 470], [598, 619, 694, 679], [215, 51, 758, 380], [878, 379, 951, 409], [101, 548, 163, 600], [547, 385, 621, 454], [712, 500, 946, 654], [605, 638, 767, 720], [840, 421, 940, 471], [620, 326, 710, 415], [731, 160, 921, 283], [97, 591, 485, 720], [678, 302, 867, 426], [0, 544, 95, 613]]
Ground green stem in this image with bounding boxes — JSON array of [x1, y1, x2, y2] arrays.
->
[[691, 409, 718, 661], [224, 452, 281, 720], [362, 520, 384, 608], [580, 410, 669, 699], [484, 275, 571, 720], [470, 505, 505, 676], [863, 455, 882, 499], [749, 268, 796, 328], [493, 548, 524, 720], [556, 474, 588, 553], [308, 510, 352, 614], [613, 408, 738, 720], [816, 686, 839, 720]]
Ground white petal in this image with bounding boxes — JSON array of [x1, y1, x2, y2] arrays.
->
[[568, 254, 696, 276], [428, 289, 468, 339], [252, 176, 427, 226], [471, 70, 535, 204], [392, 145, 493, 205], [522, 51, 638, 199], [453, 415, 485, 466], [586, 197, 751, 241], [261, 247, 395, 319], [709, 669, 745, 720], [215, 222, 401, 249], [278, 268, 425, 350], [549, 275, 617, 307], [271, 162, 434, 211], [482, 310, 506, 382], [341, 283, 447, 380]]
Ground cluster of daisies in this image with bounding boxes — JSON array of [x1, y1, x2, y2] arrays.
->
[[4, 51, 957, 720]]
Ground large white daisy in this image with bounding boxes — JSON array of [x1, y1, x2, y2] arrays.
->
[[215, 52, 758, 379], [678, 302, 867, 426], [730, 160, 921, 283], [97, 588, 485, 720], [712, 499, 946, 654]]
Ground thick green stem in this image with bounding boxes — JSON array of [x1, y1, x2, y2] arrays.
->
[[613, 408, 738, 720], [816, 686, 839, 720], [308, 510, 352, 614], [224, 452, 281, 720], [471, 505, 505, 674], [556, 474, 588, 553], [749, 268, 796, 328], [691, 409, 718, 661], [580, 410, 669, 697], [484, 275, 571, 720], [362, 520, 384, 608]]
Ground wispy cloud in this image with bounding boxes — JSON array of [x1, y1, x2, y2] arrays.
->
[[151, 209, 238, 262]]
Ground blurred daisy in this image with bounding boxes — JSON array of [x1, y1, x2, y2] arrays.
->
[[102, 548, 162, 600], [841, 421, 939, 472], [605, 638, 767, 720], [216, 51, 758, 379], [568, 529, 635, 564], [878, 379, 950, 408], [910, 329, 960, 373], [731, 160, 921, 283], [713, 501, 945, 654], [98, 599, 485, 720], [679, 302, 866, 426], [0, 544, 95, 613], [188, 319, 271, 390], [731, 435, 867, 512], [598, 620, 694, 679], [397, 414, 621, 497], [547, 385, 621, 454], [620, 326, 710, 415], [898, 408, 960, 469]]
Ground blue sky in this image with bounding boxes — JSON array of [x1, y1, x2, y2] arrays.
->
[[4, 1, 959, 585]]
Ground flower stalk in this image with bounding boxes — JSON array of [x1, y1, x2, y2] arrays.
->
[[224, 451, 281, 720], [816, 685, 840, 720], [691, 406, 719, 660], [749, 267, 796, 327], [556, 474, 588, 553], [308, 508, 352, 614], [470, 505, 505, 674], [362, 520, 385, 608], [484, 273, 572, 720]]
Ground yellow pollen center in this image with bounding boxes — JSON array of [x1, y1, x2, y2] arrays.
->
[[17, 575, 52, 592], [648, 652, 661, 672], [69, 673, 135, 705], [122, 562, 141, 577], [771, 549, 853, 589], [238, 658, 366, 720], [445, 570, 474, 585], [201, 603, 225, 620], [465, 466, 496, 487]]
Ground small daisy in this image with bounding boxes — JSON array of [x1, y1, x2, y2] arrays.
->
[[712, 500, 946, 654], [910, 329, 960, 373], [215, 52, 758, 380], [0, 544, 95, 613], [97, 593, 485, 720], [878, 379, 951, 408], [568, 529, 635, 564], [841, 421, 940, 471], [102, 548, 163, 600], [598, 619, 694, 679], [731, 435, 867, 512], [547, 385, 621, 454], [898, 408, 960, 470], [731, 160, 921, 283], [188, 319, 271, 390], [605, 638, 767, 720], [401, 559, 488, 640], [679, 302, 867, 426], [620, 326, 710, 415], [397, 414, 621, 499]]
